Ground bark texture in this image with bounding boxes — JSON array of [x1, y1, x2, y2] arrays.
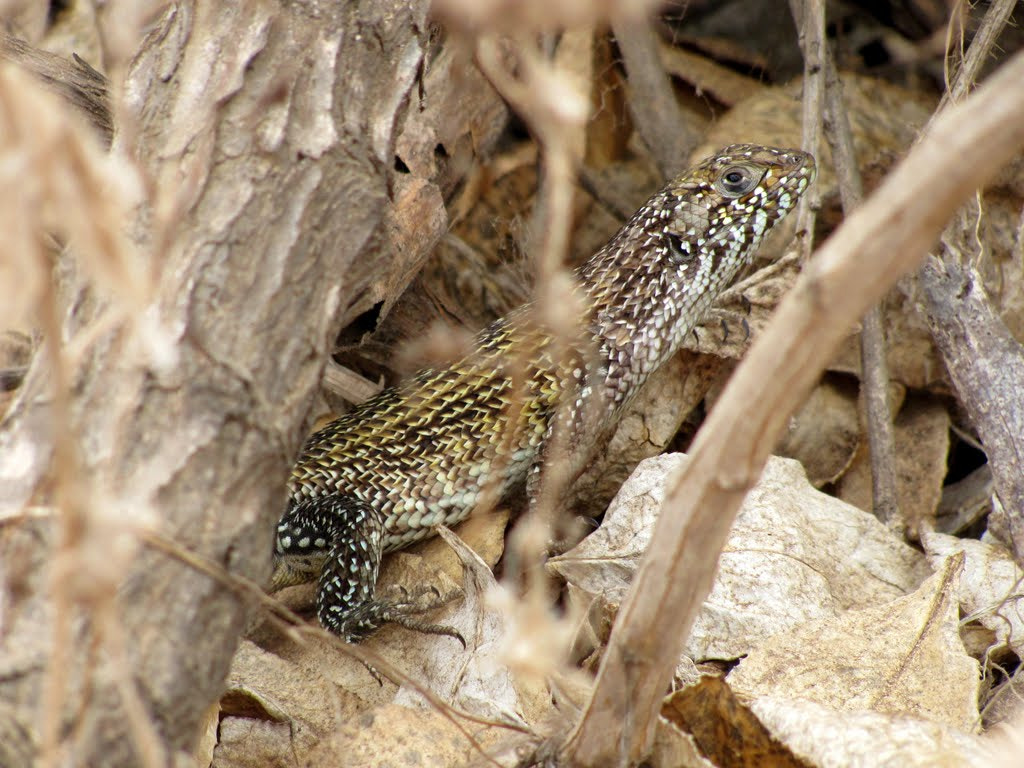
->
[[0, 1, 447, 763], [921, 225, 1024, 559]]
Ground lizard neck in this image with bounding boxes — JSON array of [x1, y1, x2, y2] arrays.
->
[[577, 207, 761, 415]]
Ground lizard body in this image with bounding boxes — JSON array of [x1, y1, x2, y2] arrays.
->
[[272, 145, 815, 640]]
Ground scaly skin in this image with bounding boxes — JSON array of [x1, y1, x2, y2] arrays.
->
[[272, 144, 816, 641]]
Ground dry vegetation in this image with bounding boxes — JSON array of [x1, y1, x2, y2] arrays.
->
[[1, 0, 1024, 766]]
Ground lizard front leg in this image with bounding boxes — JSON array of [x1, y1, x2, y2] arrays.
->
[[273, 495, 460, 643]]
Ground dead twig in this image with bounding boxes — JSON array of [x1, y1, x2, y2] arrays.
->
[[787, 0, 825, 261], [611, 14, 696, 179], [921, 235, 1024, 558], [321, 361, 383, 405], [822, 47, 902, 533], [940, 0, 1018, 109], [473, 31, 597, 679]]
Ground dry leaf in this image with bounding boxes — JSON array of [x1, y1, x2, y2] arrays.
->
[[393, 527, 554, 728], [983, 668, 1024, 731], [651, 717, 717, 768], [748, 697, 989, 768], [216, 639, 371, 766], [728, 556, 980, 732], [828, 283, 945, 390], [226, 524, 552, 766], [923, 531, 1024, 658], [336, 175, 448, 337], [309, 703, 509, 768], [395, 43, 507, 184], [696, 73, 932, 206], [661, 677, 813, 768], [228, 509, 515, 765], [776, 376, 861, 487], [549, 454, 929, 662], [837, 397, 950, 537]]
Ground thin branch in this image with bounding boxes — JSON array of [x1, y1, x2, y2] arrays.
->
[[474, 31, 597, 542], [35, 238, 84, 768], [939, 0, 1018, 109], [787, 0, 825, 259], [611, 14, 696, 179], [919, 243, 1024, 558], [563, 50, 1024, 767], [917, 0, 1024, 561], [321, 361, 383, 405], [822, 48, 902, 533]]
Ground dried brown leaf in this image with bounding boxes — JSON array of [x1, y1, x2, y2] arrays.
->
[[550, 454, 928, 662], [310, 703, 507, 768], [923, 532, 1024, 658], [729, 556, 980, 732], [661, 677, 813, 768], [776, 376, 861, 487], [749, 697, 989, 768], [837, 397, 950, 536]]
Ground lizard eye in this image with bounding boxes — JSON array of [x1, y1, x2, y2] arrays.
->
[[715, 164, 761, 197]]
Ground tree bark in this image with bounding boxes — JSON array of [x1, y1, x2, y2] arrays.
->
[[0, 1, 444, 763], [920, 223, 1024, 560]]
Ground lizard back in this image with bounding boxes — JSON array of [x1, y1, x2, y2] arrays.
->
[[287, 144, 816, 553]]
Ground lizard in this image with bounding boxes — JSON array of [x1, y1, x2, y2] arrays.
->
[[270, 144, 816, 642]]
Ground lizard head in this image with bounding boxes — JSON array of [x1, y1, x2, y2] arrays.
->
[[582, 144, 816, 409], [659, 144, 816, 264]]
